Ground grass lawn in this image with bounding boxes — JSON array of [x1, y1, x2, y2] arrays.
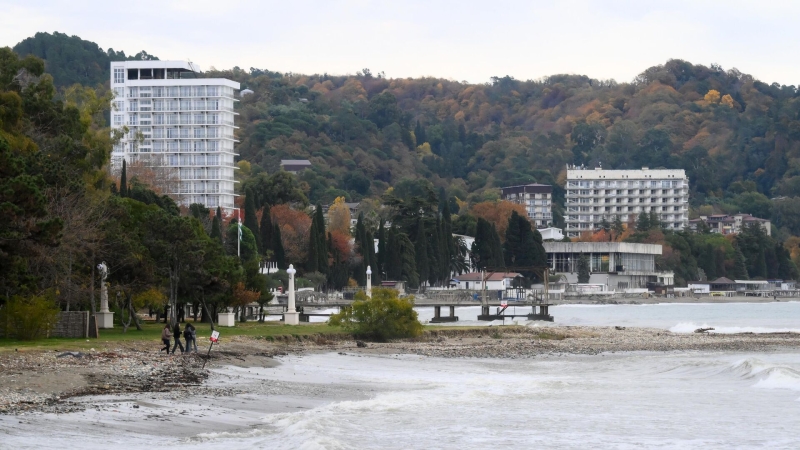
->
[[0, 319, 347, 353]]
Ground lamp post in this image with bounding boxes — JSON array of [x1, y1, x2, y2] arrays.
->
[[284, 264, 300, 324], [366, 265, 372, 298]]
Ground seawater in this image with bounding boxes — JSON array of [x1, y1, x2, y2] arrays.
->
[[200, 351, 800, 449], [409, 301, 800, 333]]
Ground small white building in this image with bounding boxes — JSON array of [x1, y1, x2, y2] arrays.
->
[[539, 227, 564, 241], [453, 272, 523, 290]]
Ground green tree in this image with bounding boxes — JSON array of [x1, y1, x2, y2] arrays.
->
[[577, 253, 591, 283], [328, 288, 422, 341], [120, 159, 128, 197], [243, 187, 261, 253], [414, 218, 429, 287], [273, 222, 286, 269]]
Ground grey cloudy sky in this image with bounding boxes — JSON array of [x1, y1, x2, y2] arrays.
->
[[1, 0, 798, 85]]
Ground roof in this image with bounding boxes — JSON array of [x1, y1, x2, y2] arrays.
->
[[454, 272, 522, 282], [280, 159, 312, 166], [543, 242, 662, 255], [710, 277, 736, 284]]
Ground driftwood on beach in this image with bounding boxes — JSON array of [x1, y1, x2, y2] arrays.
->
[[694, 327, 715, 333]]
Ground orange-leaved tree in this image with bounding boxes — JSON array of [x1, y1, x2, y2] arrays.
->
[[470, 201, 527, 242]]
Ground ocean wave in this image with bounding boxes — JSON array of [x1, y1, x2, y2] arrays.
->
[[728, 358, 800, 392], [669, 321, 800, 334]]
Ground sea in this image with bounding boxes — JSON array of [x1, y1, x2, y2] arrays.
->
[[2, 302, 800, 449]]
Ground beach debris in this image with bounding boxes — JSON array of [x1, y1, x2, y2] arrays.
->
[[56, 352, 84, 358], [694, 327, 715, 333], [615, 326, 626, 331], [356, 341, 368, 348]]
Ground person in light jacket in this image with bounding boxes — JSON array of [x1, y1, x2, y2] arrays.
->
[[160, 324, 172, 354]]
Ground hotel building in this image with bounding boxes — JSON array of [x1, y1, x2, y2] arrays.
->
[[109, 61, 240, 210], [564, 166, 689, 237]]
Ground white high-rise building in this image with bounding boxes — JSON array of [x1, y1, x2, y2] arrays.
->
[[110, 61, 240, 210], [564, 166, 689, 237]]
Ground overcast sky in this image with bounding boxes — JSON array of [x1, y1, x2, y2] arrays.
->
[[1, 0, 798, 85]]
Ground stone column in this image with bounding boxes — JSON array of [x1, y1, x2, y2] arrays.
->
[[284, 264, 300, 325], [366, 265, 372, 298]]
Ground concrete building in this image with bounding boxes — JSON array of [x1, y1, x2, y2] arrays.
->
[[539, 227, 564, 241], [564, 166, 689, 237], [544, 242, 674, 290], [452, 272, 523, 290], [688, 214, 771, 236], [500, 183, 553, 228], [110, 60, 240, 211]]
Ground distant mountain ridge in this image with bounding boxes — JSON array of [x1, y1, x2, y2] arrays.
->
[[12, 31, 158, 88]]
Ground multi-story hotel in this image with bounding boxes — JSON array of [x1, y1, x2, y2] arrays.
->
[[110, 61, 240, 210], [500, 183, 553, 228], [564, 166, 689, 237]]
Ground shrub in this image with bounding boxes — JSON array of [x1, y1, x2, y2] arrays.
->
[[0, 295, 60, 340], [328, 288, 423, 341]]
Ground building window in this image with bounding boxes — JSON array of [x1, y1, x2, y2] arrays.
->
[[113, 67, 124, 84], [113, 115, 123, 126]]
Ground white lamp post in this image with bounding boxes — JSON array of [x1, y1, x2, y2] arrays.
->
[[284, 264, 300, 325], [366, 265, 372, 298]]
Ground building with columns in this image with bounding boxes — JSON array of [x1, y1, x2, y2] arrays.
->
[[109, 61, 240, 211]]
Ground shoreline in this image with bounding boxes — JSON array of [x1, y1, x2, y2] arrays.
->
[[2, 325, 799, 416]]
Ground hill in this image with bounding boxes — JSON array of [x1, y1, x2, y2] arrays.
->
[[209, 62, 800, 238], [10, 33, 800, 238], [12, 31, 158, 88]]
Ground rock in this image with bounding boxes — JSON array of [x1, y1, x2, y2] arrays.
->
[[56, 352, 84, 359], [356, 341, 368, 348]]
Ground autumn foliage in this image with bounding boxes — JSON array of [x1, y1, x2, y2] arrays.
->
[[470, 201, 527, 242], [270, 204, 312, 265]]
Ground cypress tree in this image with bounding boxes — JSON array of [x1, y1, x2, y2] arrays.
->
[[428, 218, 441, 286], [308, 218, 319, 273], [377, 220, 386, 278], [490, 224, 504, 269], [314, 204, 328, 274], [259, 205, 273, 255], [414, 218, 429, 286], [273, 223, 286, 269], [732, 242, 749, 280], [577, 253, 591, 283], [504, 211, 523, 267], [210, 214, 222, 243], [243, 188, 261, 253], [119, 159, 128, 197]]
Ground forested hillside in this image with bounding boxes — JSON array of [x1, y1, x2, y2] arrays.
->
[[205, 62, 800, 240], [12, 32, 158, 88], [6, 33, 800, 294]]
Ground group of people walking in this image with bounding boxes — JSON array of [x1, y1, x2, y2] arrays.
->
[[160, 322, 198, 355]]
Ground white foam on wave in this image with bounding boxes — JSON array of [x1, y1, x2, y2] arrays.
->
[[729, 358, 800, 394], [669, 321, 800, 334]]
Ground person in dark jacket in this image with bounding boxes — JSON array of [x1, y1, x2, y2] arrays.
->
[[184, 323, 198, 353], [171, 322, 185, 354], [160, 324, 172, 354]]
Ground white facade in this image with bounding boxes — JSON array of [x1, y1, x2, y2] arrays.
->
[[110, 61, 240, 210], [564, 166, 689, 237]]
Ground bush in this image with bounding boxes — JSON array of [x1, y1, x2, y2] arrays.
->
[[0, 295, 60, 340], [328, 288, 423, 341]]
